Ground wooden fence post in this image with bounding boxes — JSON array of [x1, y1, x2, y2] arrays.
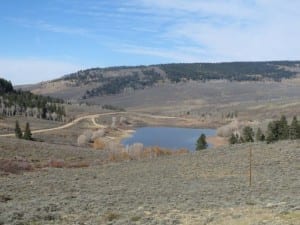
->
[[249, 146, 252, 186]]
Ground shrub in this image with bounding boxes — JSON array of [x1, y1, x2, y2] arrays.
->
[[83, 130, 93, 142], [93, 138, 106, 150], [0, 158, 33, 174], [48, 159, 65, 168], [77, 134, 88, 146]]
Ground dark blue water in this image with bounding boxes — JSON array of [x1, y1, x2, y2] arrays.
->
[[122, 127, 216, 151]]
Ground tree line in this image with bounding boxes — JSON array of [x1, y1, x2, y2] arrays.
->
[[160, 61, 296, 82], [229, 115, 300, 144], [0, 78, 66, 121]]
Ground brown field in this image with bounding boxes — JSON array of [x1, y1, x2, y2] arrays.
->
[[0, 136, 299, 224]]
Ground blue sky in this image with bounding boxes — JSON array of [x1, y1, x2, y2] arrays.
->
[[1, 0, 300, 84]]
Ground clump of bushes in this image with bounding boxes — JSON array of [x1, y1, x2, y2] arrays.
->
[[0, 158, 33, 174], [77, 129, 105, 147]]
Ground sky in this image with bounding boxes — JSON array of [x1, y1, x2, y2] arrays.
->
[[0, 0, 300, 85]]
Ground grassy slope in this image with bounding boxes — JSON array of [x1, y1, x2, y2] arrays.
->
[[0, 137, 299, 224]]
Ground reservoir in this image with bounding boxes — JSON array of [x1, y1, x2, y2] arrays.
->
[[122, 127, 216, 151]]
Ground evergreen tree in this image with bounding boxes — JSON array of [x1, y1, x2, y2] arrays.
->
[[278, 115, 289, 140], [23, 122, 32, 140], [256, 127, 265, 141], [242, 126, 254, 142], [196, 133, 208, 150], [266, 121, 280, 143], [289, 116, 299, 140], [15, 120, 23, 139], [229, 133, 239, 144]]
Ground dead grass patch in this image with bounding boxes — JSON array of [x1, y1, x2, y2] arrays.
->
[[47, 159, 90, 168], [107, 146, 188, 162]]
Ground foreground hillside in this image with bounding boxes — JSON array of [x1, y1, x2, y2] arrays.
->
[[0, 137, 299, 225]]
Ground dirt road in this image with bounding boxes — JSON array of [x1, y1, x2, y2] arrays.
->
[[0, 112, 126, 137]]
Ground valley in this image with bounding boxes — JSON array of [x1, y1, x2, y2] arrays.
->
[[0, 61, 300, 225]]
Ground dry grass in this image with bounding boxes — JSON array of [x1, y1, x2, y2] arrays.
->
[[47, 159, 90, 168], [107, 146, 188, 162], [152, 205, 300, 225], [0, 158, 91, 174], [0, 137, 188, 175]]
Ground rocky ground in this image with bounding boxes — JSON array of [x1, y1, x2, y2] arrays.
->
[[0, 139, 299, 225]]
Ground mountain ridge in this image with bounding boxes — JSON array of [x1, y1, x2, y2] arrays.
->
[[19, 60, 300, 101]]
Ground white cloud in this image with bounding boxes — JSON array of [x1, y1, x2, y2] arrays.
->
[[6, 17, 91, 36], [117, 44, 201, 62], [139, 0, 255, 19], [132, 0, 300, 61], [0, 58, 83, 85]]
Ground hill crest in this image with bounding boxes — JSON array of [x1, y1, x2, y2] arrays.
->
[[20, 61, 300, 100]]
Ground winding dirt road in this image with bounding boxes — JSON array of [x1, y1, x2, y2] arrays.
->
[[0, 112, 126, 137]]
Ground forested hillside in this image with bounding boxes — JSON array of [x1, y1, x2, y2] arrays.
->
[[159, 61, 297, 82], [55, 61, 299, 98], [0, 78, 66, 121]]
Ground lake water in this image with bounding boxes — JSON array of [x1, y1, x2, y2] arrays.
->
[[122, 127, 216, 151]]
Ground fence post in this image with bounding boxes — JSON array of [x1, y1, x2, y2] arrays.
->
[[249, 146, 252, 186]]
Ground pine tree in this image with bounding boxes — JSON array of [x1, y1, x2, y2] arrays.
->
[[242, 126, 254, 142], [196, 133, 208, 150], [23, 122, 32, 140], [289, 116, 299, 140], [15, 120, 23, 139], [256, 127, 265, 141], [278, 115, 289, 140], [229, 133, 239, 144], [266, 121, 280, 143]]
